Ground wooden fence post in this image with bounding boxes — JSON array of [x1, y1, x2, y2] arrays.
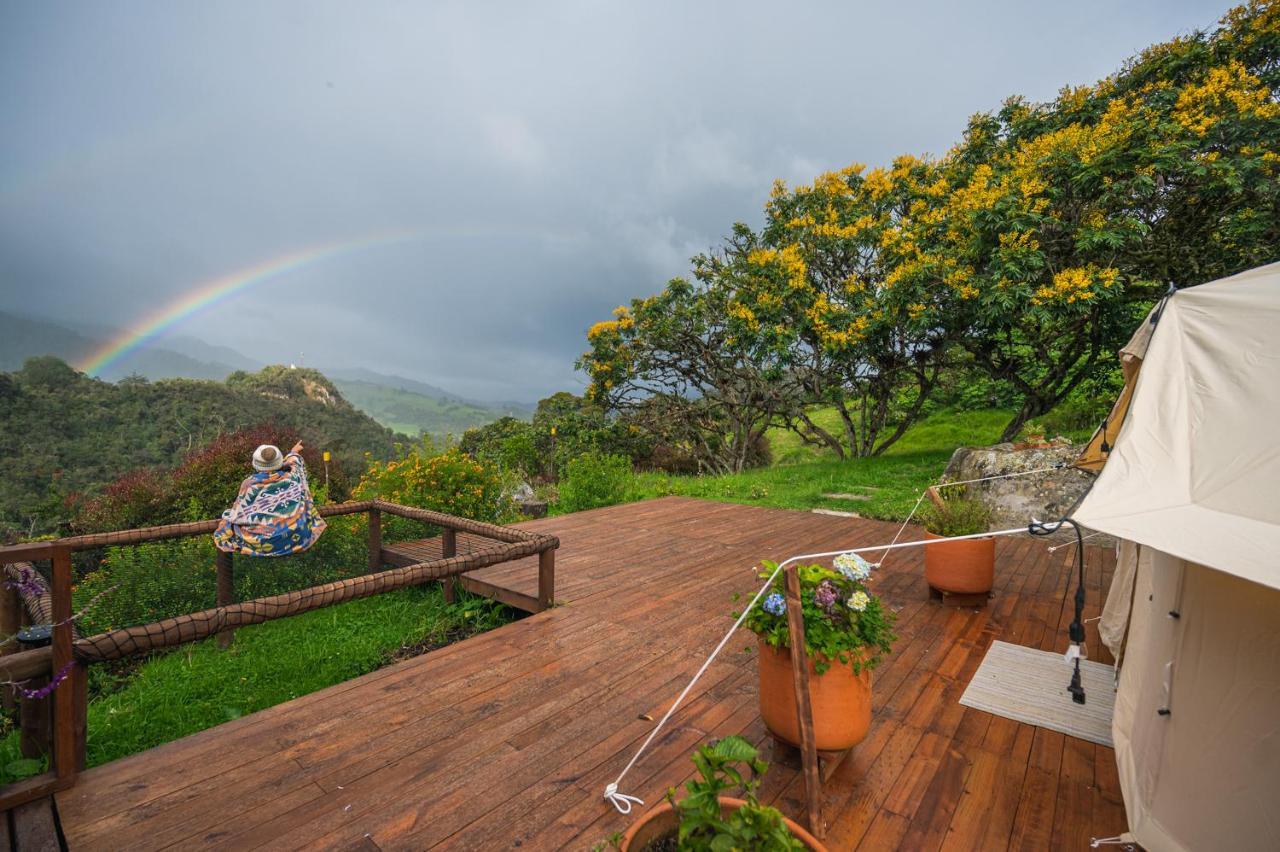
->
[[784, 563, 823, 839], [367, 508, 382, 573], [538, 548, 555, 612], [440, 529, 457, 603], [51, 547, 78, 783], [0, 579, 20, 715], [216, 550, 235, 649]]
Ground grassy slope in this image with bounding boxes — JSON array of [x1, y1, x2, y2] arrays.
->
[[332, 378, 515, 439], [0, 587, 508, 781], [629, 408, 1013, 520]]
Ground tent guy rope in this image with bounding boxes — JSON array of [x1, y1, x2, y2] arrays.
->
[[603, 462, 1076, 814], [603, 522, 1034, 813]]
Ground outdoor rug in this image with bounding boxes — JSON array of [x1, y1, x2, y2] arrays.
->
[[960, 640, 1116, 747]]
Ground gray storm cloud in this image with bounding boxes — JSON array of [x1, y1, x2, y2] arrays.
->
[[0, 0, 1223, 400]]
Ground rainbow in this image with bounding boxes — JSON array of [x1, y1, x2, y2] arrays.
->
[[80, 230, 425, 377]]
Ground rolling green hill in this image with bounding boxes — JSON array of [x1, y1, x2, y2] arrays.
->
[[330, 378, 526, 440]]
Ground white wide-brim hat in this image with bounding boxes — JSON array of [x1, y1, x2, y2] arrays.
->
[[252, 444, 285, 472]]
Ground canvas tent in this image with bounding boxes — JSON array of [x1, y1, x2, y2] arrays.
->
[[1072, 261, 1280, 852]]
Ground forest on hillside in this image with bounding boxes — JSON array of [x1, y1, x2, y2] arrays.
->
[[0, 358, 401, 538]]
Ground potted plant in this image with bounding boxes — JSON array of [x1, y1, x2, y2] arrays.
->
[[744, 555, 896, 752], [619, 736, 827, 851], [917, 488, 995, 596]]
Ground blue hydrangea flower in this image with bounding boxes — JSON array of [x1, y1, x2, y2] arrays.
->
[[762, 592, 786, 616], [834, 552, 872, 582]]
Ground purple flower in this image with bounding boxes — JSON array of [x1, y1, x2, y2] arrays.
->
[[814, 580, 839, 613], [762, 593, 786, 616], [12, 661, 74, 700], [4, 565, 46, 600]]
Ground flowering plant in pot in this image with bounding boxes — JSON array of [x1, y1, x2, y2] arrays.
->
[[916, 490, 995, 596], [618, 736, 825, 851], [743, 554, 896, 751]]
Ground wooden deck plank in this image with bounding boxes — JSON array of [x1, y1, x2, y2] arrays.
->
[[51, 496, 1128, 850]]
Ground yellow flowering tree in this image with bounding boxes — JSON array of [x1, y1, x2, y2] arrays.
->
[[909, 0, 1280, 438], [742, 156, 955, 457], [578, 276, 801, 474]]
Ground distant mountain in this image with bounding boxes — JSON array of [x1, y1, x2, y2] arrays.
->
[[0, 311, 240, 381], [0, 312, 533, 438], [330, 377, 528, 440], [322, 367, 467, 403]]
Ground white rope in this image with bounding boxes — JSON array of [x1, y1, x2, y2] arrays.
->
[[1048, 530, 1104, 552], [602, 463, 1074, 813], [864, 463, 1066, 571], [602, 523, 1031, 813]]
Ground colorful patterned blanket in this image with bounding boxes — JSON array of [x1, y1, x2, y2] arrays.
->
[[213, 453, 327, 557]]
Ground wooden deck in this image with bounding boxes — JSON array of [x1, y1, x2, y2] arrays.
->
[[53, 497, 1125, 850]]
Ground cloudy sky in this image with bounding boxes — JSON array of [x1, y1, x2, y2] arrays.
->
[[1, 0, 1226, 401]]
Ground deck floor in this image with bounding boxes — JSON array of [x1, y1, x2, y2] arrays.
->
[[55, 497, 1125, 850]]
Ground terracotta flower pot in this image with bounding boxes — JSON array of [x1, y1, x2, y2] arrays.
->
[[620, 797, 828, 851], [757, 640, 871, 752], [923, 531, 995, 594]]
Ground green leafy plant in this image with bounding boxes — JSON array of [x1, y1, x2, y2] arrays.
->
[[743, 554, 895, 675], [916, 488, 992, 537], [557, 451, 633, 513], [664, 736, 804, 851]]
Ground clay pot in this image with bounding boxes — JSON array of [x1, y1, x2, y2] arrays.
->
[[923, 531, 995, 594], [757, 640, 871, 752], [620, 797, 828, 851]]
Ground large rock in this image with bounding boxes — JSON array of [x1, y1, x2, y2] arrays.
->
[[942, 442, 1097, 534]]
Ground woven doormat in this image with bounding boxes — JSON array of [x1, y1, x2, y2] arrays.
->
[[960, 640, 1116, 747]]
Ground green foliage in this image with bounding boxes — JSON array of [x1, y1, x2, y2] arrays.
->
[[558, 452, 632, 513], [744, 559, 896, 675], [331, 378, 516, 441], [355, 439, 514, 540], [665, 736, 804, 851], [916, 495, 993, 537], [0, 359, 399, 539]]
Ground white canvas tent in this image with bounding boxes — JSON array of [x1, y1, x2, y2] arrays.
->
[[1072, 261, 1280, 852]]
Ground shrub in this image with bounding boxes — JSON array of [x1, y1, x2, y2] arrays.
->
[[70, 468, 177, 533], [355, 440, 514, 539], [557, 452, 632, 513], [917, 496, 992, 537]]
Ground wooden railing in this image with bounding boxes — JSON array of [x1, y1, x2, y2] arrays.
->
[[0, 500, 558, 810]]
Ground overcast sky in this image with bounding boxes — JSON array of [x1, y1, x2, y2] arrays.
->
[[1, 0, 1227, 401]]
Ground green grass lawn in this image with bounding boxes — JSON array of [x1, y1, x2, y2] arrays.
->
[[628, 408, 1014, 520], [0, 586, 509, 783]]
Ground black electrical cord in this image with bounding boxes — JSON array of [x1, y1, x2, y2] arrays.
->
[[1029, 517, 1088, 704]]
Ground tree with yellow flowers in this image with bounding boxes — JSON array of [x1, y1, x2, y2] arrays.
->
[[580, 1, 1280, 460]]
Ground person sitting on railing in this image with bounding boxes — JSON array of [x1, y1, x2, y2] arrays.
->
[[213, 442, 327, 557]]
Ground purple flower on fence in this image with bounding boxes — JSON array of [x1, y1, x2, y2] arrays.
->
[[11, 661, 74, 700], [762, 593, 786, 616], [4, 565, 46, 600]]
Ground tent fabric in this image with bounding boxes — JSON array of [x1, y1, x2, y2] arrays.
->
[[1111, 547, 1280, 852], [1073, 261, 1280, 590], [1077, 305, 1159, 472], [1075, 261, 1280, 852], [1097, 538, 1141, 662]]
